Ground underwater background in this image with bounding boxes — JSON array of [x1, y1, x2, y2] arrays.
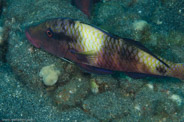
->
[[0, 0, 184, 121]]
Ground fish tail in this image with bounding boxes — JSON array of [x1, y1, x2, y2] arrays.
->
[[137, 51, 184, 80], [167, 63, 184, 80], [152, 56, 184, 80]]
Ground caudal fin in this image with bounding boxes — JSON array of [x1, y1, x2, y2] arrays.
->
[[167, 63, 184, 80]]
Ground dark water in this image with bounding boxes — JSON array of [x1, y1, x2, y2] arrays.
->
[[0, 0, 184, 121]]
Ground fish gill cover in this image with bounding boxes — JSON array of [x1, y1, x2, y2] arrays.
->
[[0, 0, 184, 121]]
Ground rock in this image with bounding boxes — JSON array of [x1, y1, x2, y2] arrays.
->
[[0, 64, 98, 121], [90, 78, 100, 94], [133, 85, 182, 121], [39, 64, 61, 86], [82, 91, 134, 121], [90, 75, 118, 93], [133, 20, 148, 32], [54, 76, 90, 107], [119, 77, 145, 98], [0, 64, 56, 121], [60, 108, 99, 122]]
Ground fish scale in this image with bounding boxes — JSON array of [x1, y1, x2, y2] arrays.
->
[[26, 18, 184, 80], [61, 20, 181, 76]]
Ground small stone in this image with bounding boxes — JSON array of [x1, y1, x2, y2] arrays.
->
[[90, 79, 99, 94], [39, 64, 60, 86], [133, 20, 148, 31], [147, 83, 154, 90], [134, 104, 141, 111], [169, 94, 182, 106]]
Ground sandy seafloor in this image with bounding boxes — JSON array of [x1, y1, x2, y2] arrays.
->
[[0, 0, 184, 121]]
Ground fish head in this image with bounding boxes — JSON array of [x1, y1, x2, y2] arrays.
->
[[25, 19, 70, 57]]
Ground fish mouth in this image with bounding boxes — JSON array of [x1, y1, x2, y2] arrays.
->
[[25, 29, 41, 48]]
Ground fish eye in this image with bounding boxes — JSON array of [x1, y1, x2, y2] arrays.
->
[[46, 29, 53, 38]]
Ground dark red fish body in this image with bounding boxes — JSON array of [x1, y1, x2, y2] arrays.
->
[[72, 0, 100, 17], [72, 0, 92, 17], [25, 18, 184, 80]]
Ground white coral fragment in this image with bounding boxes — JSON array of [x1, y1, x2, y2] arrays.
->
[[39, 64, 61, 86]]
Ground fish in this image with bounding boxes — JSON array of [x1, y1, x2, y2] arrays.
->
[[25, 18, 184, 80], [71, 0, 100, 17]]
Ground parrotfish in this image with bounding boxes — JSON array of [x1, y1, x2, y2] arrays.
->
[[25, 18, 184, 80]]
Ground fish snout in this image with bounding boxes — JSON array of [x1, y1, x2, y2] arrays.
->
[[25, 29, 41, 48]]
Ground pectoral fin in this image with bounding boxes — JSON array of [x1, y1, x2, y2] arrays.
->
[[69, 49, 97, 63]]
